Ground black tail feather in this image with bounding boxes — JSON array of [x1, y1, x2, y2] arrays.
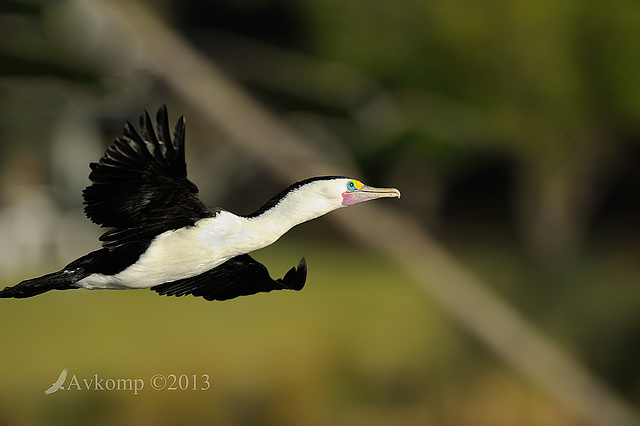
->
[[0, 271, 76, 299]]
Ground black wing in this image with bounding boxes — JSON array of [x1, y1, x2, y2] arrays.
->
[[83, 106, 215, 248], [151, 255, 307, 301]]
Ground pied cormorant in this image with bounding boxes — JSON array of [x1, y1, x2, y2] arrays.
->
[[0, 106, 400, 301]]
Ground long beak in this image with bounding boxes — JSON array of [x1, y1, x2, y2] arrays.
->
[[342, 185, 401, 206], [359, 185, 401, 200]]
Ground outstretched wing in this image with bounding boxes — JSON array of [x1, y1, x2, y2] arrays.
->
[[83, 105, 215, 248], [151, 255, 307, 301]]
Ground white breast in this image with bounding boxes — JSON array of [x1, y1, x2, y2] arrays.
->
[[77, 211, 264, 290]]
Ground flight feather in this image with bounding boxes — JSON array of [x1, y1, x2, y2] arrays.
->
[[82, 105, 214, 248]]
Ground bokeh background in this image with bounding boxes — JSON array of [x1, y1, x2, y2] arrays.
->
[[1, 0, 639, 425]]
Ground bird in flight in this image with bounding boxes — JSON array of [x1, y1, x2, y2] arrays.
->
[[0, 106, 400, 301], [44, 369, 68, 395]]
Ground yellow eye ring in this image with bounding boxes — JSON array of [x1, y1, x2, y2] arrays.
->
[[346, 180, 363, 191]]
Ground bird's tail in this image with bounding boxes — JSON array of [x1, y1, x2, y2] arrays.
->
[[0, 270, 76, 299]]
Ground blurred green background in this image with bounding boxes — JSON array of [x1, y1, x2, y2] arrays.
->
[[0, 0, 639, 425]]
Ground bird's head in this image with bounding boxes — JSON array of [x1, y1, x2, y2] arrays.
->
[[246, 176, 401, 239], [290, 176, 401, 216], [334, 177, 401, 207]]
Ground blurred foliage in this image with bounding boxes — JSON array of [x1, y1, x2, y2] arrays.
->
[[174, 0, 640, 260], [0, 0, 639, 424]]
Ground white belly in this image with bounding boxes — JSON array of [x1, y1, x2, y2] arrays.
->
[[76, 212, 266, 290]]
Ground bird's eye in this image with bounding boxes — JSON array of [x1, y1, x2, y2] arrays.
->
[[347, 181, 356, 191]]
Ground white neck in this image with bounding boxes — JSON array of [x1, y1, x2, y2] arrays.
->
[[242, 182, 343, 247]]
